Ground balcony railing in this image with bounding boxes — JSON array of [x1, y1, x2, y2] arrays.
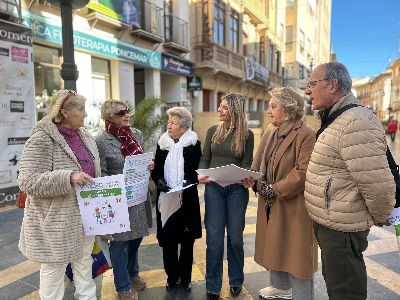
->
[[193, 41, 245, 78], [163, 13, 189, 53], [131, 0, 164, 43]]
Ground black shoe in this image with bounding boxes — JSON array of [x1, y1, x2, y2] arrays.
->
[[166, 282, 177, 291], [230, 286, 242, 297], [182, 282, 191, 291], [207, 292, 219, 300]]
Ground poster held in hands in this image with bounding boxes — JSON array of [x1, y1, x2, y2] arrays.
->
[[123, 152, 153, 207], [76, 174, 130, 236]]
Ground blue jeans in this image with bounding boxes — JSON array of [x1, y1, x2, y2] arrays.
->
[[204, 183, 249, 294], [109, 237, 143, 292]]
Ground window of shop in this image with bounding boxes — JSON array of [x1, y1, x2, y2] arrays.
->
[[88, 57, 111, 132], [33, 44, 62, 119], [229, 9, 239, 53], [213, 0, 225, 47]]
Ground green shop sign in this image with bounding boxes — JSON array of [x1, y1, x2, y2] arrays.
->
[[21, 10, 160, 69]]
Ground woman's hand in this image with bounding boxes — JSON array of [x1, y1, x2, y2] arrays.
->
[[71, 172, 93, 186], [241, 177, 255, 189], [198, 175, 213, 184], [147, 161, 155, 171]]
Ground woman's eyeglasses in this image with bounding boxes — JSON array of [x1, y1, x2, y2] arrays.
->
[[115, 108, 130, 116]]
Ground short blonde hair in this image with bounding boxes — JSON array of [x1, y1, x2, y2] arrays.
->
[[269, 87, 304, 121], [167, 107, 192, 128], [101, 100, 128, 121], [46, 90, 86, 123]]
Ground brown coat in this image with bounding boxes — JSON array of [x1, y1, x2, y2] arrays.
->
[[253, 120, 318, 280]]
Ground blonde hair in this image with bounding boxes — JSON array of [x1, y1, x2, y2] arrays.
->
[[167, 107, 192, 128], [100, 100, 128, 121], [212, 93, 248, 157], [269, 87, 304, 121], [46, 90, 86, 123]]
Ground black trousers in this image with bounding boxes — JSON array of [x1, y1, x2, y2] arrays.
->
[[162, 238, 195, 285], [314, 223, 369, 300]]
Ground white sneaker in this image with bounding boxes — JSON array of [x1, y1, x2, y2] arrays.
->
[[259, 286, 292, 299]]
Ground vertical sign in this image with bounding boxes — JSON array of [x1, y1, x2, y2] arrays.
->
[[0, 20, 35, 207]]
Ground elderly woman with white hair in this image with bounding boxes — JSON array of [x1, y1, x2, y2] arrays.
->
[[18, 90, 100, 300], [243, 87, 318, 300], [151, 107, 202, 292]]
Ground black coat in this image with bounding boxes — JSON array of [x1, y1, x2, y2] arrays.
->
[[151, 141, 202, 247]]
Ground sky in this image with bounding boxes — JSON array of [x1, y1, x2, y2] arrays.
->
[[331, 0, 400, 79]]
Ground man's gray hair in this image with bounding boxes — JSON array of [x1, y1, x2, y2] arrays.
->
[[324, 62, 352, 95], [167, 106, 192, 128]]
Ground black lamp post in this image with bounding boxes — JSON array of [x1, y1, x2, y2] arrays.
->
[[47, 0, 89, 91]]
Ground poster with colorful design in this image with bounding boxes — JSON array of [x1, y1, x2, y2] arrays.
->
[[76, 174, 130, 236], [123, 152, 153, 207]]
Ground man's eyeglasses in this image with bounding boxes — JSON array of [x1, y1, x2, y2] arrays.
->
[[115, 108, 130, 116], [61, 90, 77, 109], [306, 79, 329, 89]]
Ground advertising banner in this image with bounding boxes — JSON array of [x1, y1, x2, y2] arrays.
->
[[0, 20, 35, 207], [161, 52, 193, 76], [22, 9, 161, 69], [245, 57, 269, 85], [88, 0, 141, 28]]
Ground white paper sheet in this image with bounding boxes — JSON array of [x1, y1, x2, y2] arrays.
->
[[158, 183, 196, 227], [388, 207, 400, 225], [76, 174, 131, 236], [196, 164, 263, 187], [123, 152, 153, 207]]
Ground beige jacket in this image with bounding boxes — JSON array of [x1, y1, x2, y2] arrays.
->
[[18, 117, 100, 263], [305, 92, 395, 232]]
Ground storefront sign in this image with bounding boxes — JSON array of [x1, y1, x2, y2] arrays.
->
[[187, 76, 202, 91], [161, 53, 192, 76], [0, 20, 35, 207], [22, 9, 161, 69], [87, 0, 141, 28], [245, 57, 269, 85]]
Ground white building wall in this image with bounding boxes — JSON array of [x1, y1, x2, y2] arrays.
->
[[145, 69, 161, 98], [118, 62, 135, 107], [75, 51, 92, 100], [161, 73, 181, 103]]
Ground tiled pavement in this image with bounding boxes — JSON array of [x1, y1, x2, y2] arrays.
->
[[1, 140, 400, 299]]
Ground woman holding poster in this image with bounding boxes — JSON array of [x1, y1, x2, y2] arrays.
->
[[18, 90, 100, 300], [151, 107, 202, 292], [95, 100, 153, 300]]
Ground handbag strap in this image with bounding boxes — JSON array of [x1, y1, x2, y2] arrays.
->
[[316, 104, 362, 140]]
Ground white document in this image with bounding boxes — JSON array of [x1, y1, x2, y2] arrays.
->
[[158, 183, 196, 227], [196, 164, 263, 187], [123, 152, 153, 207], [76, 174, 131, 236], [388, 207, 400, 226]]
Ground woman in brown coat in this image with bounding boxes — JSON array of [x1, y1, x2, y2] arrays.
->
[[243, 87, 318, 299]]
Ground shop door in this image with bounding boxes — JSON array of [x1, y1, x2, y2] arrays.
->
[[86, 74, 107, 133]]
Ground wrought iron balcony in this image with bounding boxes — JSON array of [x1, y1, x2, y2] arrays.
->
[[163, 13, 189, 53], [131, 0, 164, 43]]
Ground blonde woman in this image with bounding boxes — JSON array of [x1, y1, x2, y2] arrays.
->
[[18, 90, 100, 300], [198, 93, 254, 299], [243, 87, 317, 299]]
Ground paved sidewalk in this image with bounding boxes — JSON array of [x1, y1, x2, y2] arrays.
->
[[1, 134, 400, 299]]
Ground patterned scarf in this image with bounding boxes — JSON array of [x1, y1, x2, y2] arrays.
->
[[106, 121, 143, 157]]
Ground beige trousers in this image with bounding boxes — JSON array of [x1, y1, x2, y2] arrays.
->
[[39, 236, 96, 300]]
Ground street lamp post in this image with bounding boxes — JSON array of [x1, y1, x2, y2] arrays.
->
[[47, 0, 89, 91]]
